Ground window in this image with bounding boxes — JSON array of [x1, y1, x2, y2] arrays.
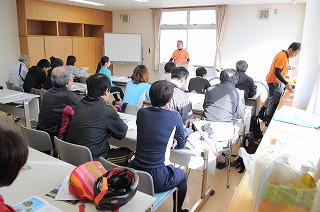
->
[[159, 8, 216, 67]]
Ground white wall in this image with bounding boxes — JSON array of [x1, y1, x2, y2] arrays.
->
[[222, 4, 305, 82], [112, 4, 305, 83], [0, 0, 20, 87], [112, 10, 156, 82]]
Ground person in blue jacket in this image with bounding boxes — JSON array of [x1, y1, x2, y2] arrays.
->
[[129, 80, 188, 212], [96, 56, 124, 102]]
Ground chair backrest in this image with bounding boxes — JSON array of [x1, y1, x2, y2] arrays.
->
[[5, 81, 15, 90], [209, 76, 220, 86], [13, 85, 24, 92], [98, 157, 155, 196], [30, 88, 47, 104], [20, 124, 53, 152], [79, 76, 89, 83], [254, 81, 269, 103], [54, 136, 92, 166], [124, 104, 139, 116]]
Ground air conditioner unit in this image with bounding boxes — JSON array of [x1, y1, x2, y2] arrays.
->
[[258, 9, 270, 20], [121, 14, 130, 23]]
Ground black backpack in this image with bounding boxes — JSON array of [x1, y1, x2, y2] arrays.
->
[[249, 115, 263, 141], [242, 132, 260, 154]]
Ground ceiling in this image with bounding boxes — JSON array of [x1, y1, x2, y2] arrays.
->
[[45, 0, 306, 11]]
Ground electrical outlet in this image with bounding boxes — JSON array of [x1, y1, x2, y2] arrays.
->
[[274, 9, 278, 14]]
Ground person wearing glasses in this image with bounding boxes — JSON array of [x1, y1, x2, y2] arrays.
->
[[169, 40, 190, 65], [258, 42, 301, 126], [8, 54, 30, 87]]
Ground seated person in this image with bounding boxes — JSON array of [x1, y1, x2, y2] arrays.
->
[[0, 127, 29, 211], [23, 59, 50, 93], [43, 56, 63, 90], [66, 73, 133, 166], [203, 68, 245, 123], [188, 67, 211, 94], [97, 56, 124, 102], [160, 61, 176, 81], [234, 60, 255, 103], [129, 80, 188, 212], [8, 54, 30, 87], [168, 67, 193, 125], [66, 55, 84, 82], [37, 66, 78, 142], [123, 65, 151, 108]]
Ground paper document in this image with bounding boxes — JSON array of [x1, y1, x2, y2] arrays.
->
[[78, 67, 89, 75], [273, 105, 320, 128], [14, 196, 62, 212]]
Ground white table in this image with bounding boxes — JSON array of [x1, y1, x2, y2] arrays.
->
[[109, 113, 215, 212], [0, 89, 39, 128], [0, 148, 155, 212]]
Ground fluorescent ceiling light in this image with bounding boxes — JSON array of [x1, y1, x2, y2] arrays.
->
[[68, 0, 105, 6], [134, 0, 150, 2]]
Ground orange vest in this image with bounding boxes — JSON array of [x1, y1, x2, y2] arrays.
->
[[266, 51, 288, 83]]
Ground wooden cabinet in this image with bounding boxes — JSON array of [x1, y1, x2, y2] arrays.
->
[[16, 0, 112, 71]]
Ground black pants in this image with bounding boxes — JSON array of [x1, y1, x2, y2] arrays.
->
[[106, 147, 134, 166], [110, 87, 124, 101]]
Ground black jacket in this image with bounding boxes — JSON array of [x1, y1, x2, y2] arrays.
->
[[235, 72, 255, 103], [66, 96, 128, 160], [36, 86, 78, 140], [188, 77, 211, 94], [23, 66, 46, 93]]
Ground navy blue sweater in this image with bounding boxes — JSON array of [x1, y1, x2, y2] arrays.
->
[[130, 107, 185, 169]]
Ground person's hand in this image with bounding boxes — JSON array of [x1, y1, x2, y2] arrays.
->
[[172, 138, 177, 149], [285, 83, 293, 92]]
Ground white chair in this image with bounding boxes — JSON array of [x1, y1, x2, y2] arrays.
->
[[13, 85, 24, 92], [124, 104, 139, 116], [20, 124, 53, 154], [98, 157, 178, 212], [209, 76, 220, 86], [54, 136, 92, 166], [254, 80, 269, 104], [5, 81, 14, 90]]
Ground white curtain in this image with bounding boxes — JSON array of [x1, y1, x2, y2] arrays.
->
[[152, 8, 163, 71], [214, 5, 228, 70]]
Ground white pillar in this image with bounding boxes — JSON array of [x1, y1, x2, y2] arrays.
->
[[293, 0, 320, 109]]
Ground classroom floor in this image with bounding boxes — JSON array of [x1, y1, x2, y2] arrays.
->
[[0, 112, 267, 212]]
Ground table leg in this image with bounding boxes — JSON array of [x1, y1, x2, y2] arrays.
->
[[190, 149, 215, 212]]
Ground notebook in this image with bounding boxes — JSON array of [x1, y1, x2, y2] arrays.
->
[[78, 67, 89, 75]]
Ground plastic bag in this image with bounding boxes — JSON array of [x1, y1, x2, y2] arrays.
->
[[253, 154, 318, 212]]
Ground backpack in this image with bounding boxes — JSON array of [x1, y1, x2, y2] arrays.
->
[[69, 161, 107, 202], [242, 132, 260, 154], [249, 115, 263, 141]]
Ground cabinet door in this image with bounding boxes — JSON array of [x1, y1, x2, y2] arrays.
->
[[73, 38, 99, 73], [27, 36, 45, 66], [25, 0, 57, 21], [44, 37, 72, 63]]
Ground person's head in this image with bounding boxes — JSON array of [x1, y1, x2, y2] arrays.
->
[[220, 68, 239, 85], [171, 66, 189, 87], [36, 59, 51, 72], [50, 57, 63, 69], [196, 67, 207, 78], [66, 55, 76, 66], [287, 42, 301, 58], [19, 54, 30, 68], [131, 65, 149, 84], [86, 73, 111, 99], [0, 127, 28, 187], [51, 66, 73, 88], [150, 80, 174, 107], [235, 60, 248, 72], [164, 62, 176, 74], [177, 40, 183, 49], [96, 56, 110, 73]]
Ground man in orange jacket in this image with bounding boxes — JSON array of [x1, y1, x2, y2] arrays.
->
[[169, 40, 190, 65], [258, 42, 301, 126]]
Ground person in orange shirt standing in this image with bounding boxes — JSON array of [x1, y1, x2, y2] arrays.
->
[[169, 40, 190, 65], [258, 42, 301, 126]]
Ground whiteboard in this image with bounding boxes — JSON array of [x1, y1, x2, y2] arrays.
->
[[104, 33, 142, 64]]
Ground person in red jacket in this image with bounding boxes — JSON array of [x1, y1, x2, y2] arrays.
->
[[0, 128, 29, 211]]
